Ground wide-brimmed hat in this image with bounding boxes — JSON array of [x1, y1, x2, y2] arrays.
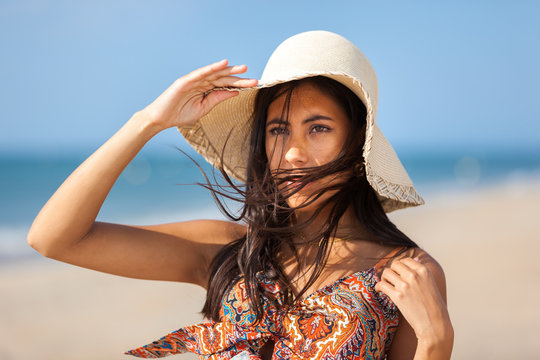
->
[[178, 30, 424, 212]]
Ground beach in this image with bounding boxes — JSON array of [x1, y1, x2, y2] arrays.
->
[[1, 177, 539, 359]]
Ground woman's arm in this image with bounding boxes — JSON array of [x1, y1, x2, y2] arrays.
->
[[27, 60, 256, 287], [376, 250, 454, 360]]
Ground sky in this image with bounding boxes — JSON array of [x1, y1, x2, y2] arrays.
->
[[0, 0, 539, 157]]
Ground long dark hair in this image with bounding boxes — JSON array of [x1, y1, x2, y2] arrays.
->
[[199, 76, 418, 322]]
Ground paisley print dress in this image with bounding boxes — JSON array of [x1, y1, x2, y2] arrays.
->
[[125, 246, 405, 359]]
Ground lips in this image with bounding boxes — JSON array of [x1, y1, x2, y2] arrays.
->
[[285, 178, 311, 191], [286, 180, 300, 189]]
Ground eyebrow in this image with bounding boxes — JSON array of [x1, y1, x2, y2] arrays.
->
[[266, 115, 334, 127]]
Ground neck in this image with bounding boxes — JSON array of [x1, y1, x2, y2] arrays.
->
[[292, 204, 371, 245], [279, 204, 378, 284]]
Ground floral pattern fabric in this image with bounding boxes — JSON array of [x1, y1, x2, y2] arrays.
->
[[125, 246, 404, 359]]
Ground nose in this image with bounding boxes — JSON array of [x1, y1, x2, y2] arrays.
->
[[284, 139, 308, 167]]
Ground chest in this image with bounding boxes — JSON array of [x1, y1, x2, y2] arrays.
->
[[220, 271, 399, 359], [279, 244, 394, 301]]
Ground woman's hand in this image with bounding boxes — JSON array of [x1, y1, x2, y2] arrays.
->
[[375, 255, 453, 359], [139, 59, 258, 132]]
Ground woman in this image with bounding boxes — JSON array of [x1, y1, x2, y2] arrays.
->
[[28, 31, 453, 359]]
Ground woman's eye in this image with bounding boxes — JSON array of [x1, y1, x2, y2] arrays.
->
[[269, 127, 288, 136], [311, 125, 330, 133]]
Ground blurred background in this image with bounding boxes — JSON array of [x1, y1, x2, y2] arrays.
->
[[1, 1, 539, 359]]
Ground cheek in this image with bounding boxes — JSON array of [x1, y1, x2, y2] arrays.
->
[[311, 136, 346, 165]]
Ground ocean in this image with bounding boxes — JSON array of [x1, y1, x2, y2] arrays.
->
[[1, 147, 539, 261]]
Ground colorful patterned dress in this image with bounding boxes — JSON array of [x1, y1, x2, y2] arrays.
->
[[125, 246, 405, 359]]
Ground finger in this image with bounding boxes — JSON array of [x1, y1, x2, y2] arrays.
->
[[386, 260, 418, 288], [402, 258, 433, 282], [391, 258, 432, 286], [207, 64, 250, 80], [399, 257, 431, 274], [187, 59, 230, 82], [202, 89, 240, 110], [400, 257, 425, 269], [389, 258, 416, 276], [380, 268, 402, 287], [211, 76, 258, 88], [374, 280, 397, 298]]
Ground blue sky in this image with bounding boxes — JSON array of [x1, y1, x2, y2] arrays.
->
[[1, 0, 539, 156]]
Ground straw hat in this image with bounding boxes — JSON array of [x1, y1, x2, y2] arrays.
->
[[178, 30, 424, 212]]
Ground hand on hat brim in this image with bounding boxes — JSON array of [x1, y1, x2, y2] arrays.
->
[[138, 59, 257, 131]]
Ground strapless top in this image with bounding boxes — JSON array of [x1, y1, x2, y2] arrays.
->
[[125, 246, 405, 359]]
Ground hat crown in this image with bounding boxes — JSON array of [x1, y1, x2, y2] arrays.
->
[[261, 31, 379, 112]]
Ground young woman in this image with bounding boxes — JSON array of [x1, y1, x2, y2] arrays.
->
[[28, 31, 453, 359]]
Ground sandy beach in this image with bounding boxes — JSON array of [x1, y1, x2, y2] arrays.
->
[[1, 178, 539, 359]]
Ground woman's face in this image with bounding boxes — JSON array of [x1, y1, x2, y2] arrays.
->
[[265, 82, 351, 210]]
